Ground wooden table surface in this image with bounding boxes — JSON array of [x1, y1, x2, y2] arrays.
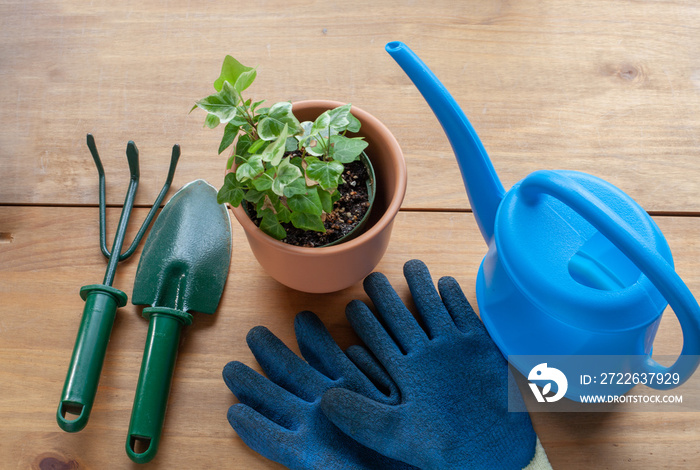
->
[[1, 1, 699, 468]]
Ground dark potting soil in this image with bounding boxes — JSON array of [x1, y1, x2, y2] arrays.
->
[[247, 159, 371, 247]]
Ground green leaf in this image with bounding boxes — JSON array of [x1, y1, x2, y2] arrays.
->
[[214, 55, 256, 92], [195, 81, 241, 124], [326, 104, 360, 133], [303, 138, 327, 157], [346, 112, 361, 133], [329, 135, 368, 163], [234, 68, 257, 93], [259, 209, 287, 240], [251, 168, 275, 191], [271, 158, 302, 196], [331, 190, 341, 205], [305, 157, 344, 190], [282, 178, 309, 198], [235, 134, 252, 157], [218, 123, 240, 154], [311, 110, 331, 135], [230, 114, 250, 126], [287, 187, 323, 215], [269, 102, 301, 131], [285, 136, 298, 152], [226, 155, 235, 170], [294, 121, 317, 152], [327, 104, 352, 132], [297, 121, 313, 139], [295, 121, 312, 146], [244, 188, 266, 205], [290, 211, 326, 233], [218, 173, 245, 206], [271, 196, 292, 224], [236, 154, 264, 182], [257, 102, 301, 141], [261, 124, 289, 166], [318, 188, 334, 213], [290, 155, 303, 169], [303, 155, 320, 165], [303, 112, 337, 156], [205, 113, 221, 129], [248, 138, 268, 155]]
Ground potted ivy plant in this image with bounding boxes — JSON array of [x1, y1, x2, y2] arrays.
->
[[193, 55, 406, 293]]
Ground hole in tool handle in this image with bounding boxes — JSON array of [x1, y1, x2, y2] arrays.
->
[[57, 135, 179, 433], [128, 435, 154, 463], [125, 309, 192, 463], [56, 401, 87, 433]]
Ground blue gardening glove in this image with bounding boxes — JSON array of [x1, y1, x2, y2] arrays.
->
[[222, 310, 418, 470], [320, 260, 539, 470]]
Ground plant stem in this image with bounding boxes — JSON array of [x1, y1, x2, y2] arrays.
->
[[238, 103, 259, 141], [325, 115, 332, 162]]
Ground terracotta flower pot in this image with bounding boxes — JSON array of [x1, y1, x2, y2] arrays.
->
[[228, 100, 406, 293]]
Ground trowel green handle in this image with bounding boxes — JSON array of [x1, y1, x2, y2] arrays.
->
[[57, 285, 127, 432], [126, 307, 193, 464]]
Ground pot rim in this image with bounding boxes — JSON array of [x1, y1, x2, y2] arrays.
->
[[229, 99, 406, 255]]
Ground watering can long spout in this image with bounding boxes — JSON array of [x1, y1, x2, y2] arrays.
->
[[386, 41, 505, 243]]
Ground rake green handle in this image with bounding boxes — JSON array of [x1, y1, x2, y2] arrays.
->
[[126, 307, 193, 464], [57, 285, 127, 432]]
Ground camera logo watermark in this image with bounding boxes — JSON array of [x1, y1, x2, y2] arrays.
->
[[527, 363, 568, 403]]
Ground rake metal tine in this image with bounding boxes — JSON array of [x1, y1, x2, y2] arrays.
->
[[58, 136, 139, 431], [86, 134, 111, 259], [117, 143, 180, 261], [58, 136, 179, 433], [101, 141, 140, 286]]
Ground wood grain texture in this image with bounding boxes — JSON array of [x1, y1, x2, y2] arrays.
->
[[2, 0, 700, 468], [1, 0, 698, 211], [1, 207, 700, 469]]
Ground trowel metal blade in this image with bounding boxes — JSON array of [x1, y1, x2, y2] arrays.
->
[[132, 179, 232, 314]]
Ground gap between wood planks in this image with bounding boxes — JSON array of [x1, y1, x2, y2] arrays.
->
[[2, 202, 700, 218]]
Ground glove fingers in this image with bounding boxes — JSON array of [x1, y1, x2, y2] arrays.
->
[[403, 259, 456, 338], [437, 276, 485, 334], [247, 326, 325, 401], [222, 361, 302, 430], [346, 299, 402, 367], [345, 344, 400, 403], [321, 388, 405, 463], [227, 403, 295, 464], [294, 311, 353, 381], [363, 271, 427, 352]]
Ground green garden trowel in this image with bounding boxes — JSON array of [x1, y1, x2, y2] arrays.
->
[[126, 179, 231, 464]]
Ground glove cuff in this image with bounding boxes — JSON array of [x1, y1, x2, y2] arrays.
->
[[523, 438, 552, 470]]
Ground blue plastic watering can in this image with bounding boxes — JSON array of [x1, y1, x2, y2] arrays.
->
[[386, 41, 700, 397]]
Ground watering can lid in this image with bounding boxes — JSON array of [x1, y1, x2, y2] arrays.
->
[[494, 170, 672, 332]]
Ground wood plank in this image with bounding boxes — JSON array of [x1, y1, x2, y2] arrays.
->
[[1, 1, 698, 211], [1, 206, 699, 468]]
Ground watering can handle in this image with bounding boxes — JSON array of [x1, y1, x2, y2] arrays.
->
[[520, 170, 700, 389]]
